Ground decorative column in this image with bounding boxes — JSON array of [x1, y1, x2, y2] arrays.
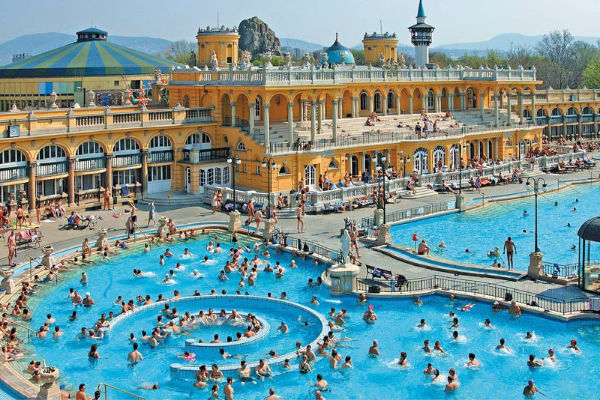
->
[[382, 96, 387, 116], [460, 92, 466, 111], [409, 94, 414, 114], [480, 93, 485, 120], [436, 94, 442, 113], [338, 98, 343, 119], [594, 113, 599, 137], [368, 95, 374, 114], [547, 114, 552, 141], [68, 157, 75, 207], [310, 101, 317, 143], [518, 93, 524, 124], [28, 162, 36, 213], [332, 99, 338, 142], [230, 101, 237, 126], [299, 100, 305, 122], [105, 153, 113, 189], [448, 93, 454, 112], [494, 94, 499, 127], [317, 100, 323, 134], [422, 93, 427, 112], [506, 95, 512, 124], [396, 93, 401, 115], [351, 97, 357, 118], [141, 151, 149, 197], [249, 102, 255, 135], [531, 92, 536, 124], [287, 102, 294, 144], [263, 102, 270, 150], [361, 152, 367, 173]]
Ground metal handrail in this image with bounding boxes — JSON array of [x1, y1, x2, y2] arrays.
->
[[97, 383, 145, 400], [7, 318, 36, 342]]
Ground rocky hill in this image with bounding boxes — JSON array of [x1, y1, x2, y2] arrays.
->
[[238, 17, 281, 56]]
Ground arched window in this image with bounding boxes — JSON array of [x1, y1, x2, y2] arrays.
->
[[328, 159, 339, 169], [449, 145, 459, 170], [551, 108, 562, 116], [387, 91, 395, 110], [582, 107, 593, 115], [185, 133, 211, 148], [149, 135, 172, 150], [113, 138, 140, 154], [374, 92, 382, 113], [37, 145, 66, 162], [427, 89, 435, 110], [413, 148, 429, 174], [567, 107, 577, 116], [255, 96, 262, 118], [236, 142, 246, 151], [0, 149, 27, 165], [360, 92, 368, 111], [523, 109, 532, 120], [279, 164, 290, 175], [76, 142, 104, 159], [183, 95, 190, 108], [536, 109, 547, 117], [433, 146, 445, 170]]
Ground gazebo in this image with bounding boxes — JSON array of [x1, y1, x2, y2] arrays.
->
[[578, 217, 600, 292]]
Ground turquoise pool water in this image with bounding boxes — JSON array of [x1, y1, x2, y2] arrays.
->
[[20, 233, 600, 399], [391, 183, 600, 271]]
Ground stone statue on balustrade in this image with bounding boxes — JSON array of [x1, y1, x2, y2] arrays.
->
[[208, 51, 219, 70]]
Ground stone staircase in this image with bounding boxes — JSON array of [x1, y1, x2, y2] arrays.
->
[[400, 186, 437, 199], [453, 109, 521, 127]]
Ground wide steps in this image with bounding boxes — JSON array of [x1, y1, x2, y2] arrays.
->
[[400, 187, 438, 199]]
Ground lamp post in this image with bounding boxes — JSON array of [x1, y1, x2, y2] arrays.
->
[[226, 155, 241, 210], [375, 156, 388, 224], [261, 157, 278, 219], [525, 177, 547, 253]]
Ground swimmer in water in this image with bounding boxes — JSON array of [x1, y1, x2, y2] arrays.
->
[[417, 319, 428, 329], [466, 353, 480, 367], [368, 340, 380, 357], [567, 223, 571, 227], [573, 207, 577, 213], [495, 338, 510, 352], [465, 249, 474, 254], [543, 348, 556, 362], [567, 339, 581, 353], [527, 354, 543, 368], [554, 201, 558, 207], [523, 210, 528, 217], [524, 331, 533, 340], [438, 241, 446, 250]]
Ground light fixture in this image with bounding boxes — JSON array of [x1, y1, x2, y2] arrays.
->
[[227, 157, 232, 164], [261, 161, 267, 168]]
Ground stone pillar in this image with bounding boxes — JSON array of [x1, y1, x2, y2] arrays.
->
[[332, 99, 338, 142], [351, 97, 358, 118], [41, 245, 54, 268], [105, 154, 113, 192], [263, 102, 270, 149], [329, 262, 360, 295], [317, 100, 323, 134], [287, 102, 294, 144], [506, 95, 512, 124], [518, 93, 524, 124], [36, 366, 61, 400], [456, 194, 466, 212], [375, 224, 392, 246], [594, 114, 599, 136], [368, 95, 374, 113], [28, 162, 36, 214], [230, 101, 237, 126], [531, 93, 536, 124], [436, 94, 442, 113], [68, 157, 75, 207], [494, 137, 498, 160], [141, 151, 149, 197], [263, 219, 275, 241], [527, 251, 544, 280], [360, 152, 367, 173], [382, 95, 387, 116], [409, 94, 414, 114], [338, 98, 343, 119], [494, 94, 499, 127], [249, 102, 255, 135], [95, 228, 108, 250], [374, 208, 384, 226], [228, 210, 241, 232], [311, 101, 317, 143], [480, 93, 485, 120], [299, 100, 305, 122], [563, 120, 567, 138], [422, 94, 427, 112], [396, 93, 401, 115], [448, 94, 454, 112], [157, 216, 169, 238]]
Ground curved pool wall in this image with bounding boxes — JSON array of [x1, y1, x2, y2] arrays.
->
[[167, 295, 328, 378], [390, 181, 600, 273], [379, 244, 526, 280], [183, 315, 271, 350]]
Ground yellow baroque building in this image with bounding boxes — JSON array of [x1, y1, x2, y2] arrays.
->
[[0, 1, 597, 214]]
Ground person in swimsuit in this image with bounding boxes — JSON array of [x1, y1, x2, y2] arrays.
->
[[296, 206, 304, 233], [7, 231, 16, 267], [15, 207, 24, 228], [503, 237, 516, 270]]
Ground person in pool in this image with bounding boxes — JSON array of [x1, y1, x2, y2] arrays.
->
[[368, 340, 380, 357], [543, 348, 556, 362], [397, 351, 408, 366], [278, 321, 289, 334], [567, 339, 581, 353], [495, 338, 510, 352], [466, 353, 479, 367], [444, 376, 458, 392], [527, 354, 543, 368], [523, 380, 539, 396], [423, 363, 435, 375]]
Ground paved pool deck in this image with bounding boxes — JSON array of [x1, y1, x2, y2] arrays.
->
[[3, 160, 599, 303]]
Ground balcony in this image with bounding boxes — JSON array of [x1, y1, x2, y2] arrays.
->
[[182, 147, 230, 164], [75, 157, 105, 172], [112, 154, 142, 168], [37, 161, 68, 177], [0, 165, 28, 183], [148, 150, 174, 164], [565, 115, 578, 124]]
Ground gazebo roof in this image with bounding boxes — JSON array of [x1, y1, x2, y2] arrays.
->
[[578, 217, 600, 242]]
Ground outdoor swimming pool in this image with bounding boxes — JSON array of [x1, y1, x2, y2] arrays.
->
[[391, 183, 600, 272], [18, 232, 600, 399]]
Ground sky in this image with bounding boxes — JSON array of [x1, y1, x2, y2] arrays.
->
[[1, 0, 599, 46]]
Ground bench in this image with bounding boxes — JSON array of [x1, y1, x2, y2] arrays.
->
[[365, 264, 393, 280]]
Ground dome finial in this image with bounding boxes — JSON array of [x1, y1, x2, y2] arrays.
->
[[417, 0, 426, 19], [335, 32, 339, 43]]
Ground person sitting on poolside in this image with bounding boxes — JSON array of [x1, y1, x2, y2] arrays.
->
[[417, 240, 430, 255]]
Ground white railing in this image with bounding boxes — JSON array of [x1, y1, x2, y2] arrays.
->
[[172, 65, 536, 87]]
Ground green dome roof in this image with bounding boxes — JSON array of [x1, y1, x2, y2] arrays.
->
[[325, 34, 355, 65], [0, 28, 182, 78]]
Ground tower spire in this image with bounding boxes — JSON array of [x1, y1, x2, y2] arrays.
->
[[417, 0, 425, 18]]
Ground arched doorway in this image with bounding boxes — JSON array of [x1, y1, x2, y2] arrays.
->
[[148, 135, 173, 193], [427, 89, 435, 112], [374, 92, 382, 113], [351, 155, 359, 176], [433, 146, 445, 171], [449, 145, 459, 170], [466, 88, 477, 109], [304, 164, 316, 188], [413, 148, 429, 174]]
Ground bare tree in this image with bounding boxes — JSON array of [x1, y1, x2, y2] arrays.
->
[[536, 30, 575, 88], [166, 40, 194, 65]]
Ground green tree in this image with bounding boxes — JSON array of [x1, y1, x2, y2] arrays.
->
[[536, 30, 575, 88], [351, 49, 364, 65], [582, 58, 600, 88], [251, 55, 286, 67], [571, 41, 600, 87]]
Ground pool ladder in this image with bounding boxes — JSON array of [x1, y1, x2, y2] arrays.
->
[[97, 383, 145, 400]]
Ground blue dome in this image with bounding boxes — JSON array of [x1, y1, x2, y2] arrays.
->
[[325, 34, 355, 65]]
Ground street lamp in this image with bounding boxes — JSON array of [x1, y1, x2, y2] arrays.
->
[[261, 157, 278, 219], [456, 144, 465, 195], [375, 156, 390, 224], [226, 155, 242, 210], [400, 151, 410, 179], [525, 177, 547, 253]]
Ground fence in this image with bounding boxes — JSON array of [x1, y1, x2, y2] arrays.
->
[[362, 201, 456, 228], [272, 230, 342, 264], [542, 262, 579, 278], [356, 275, 593, 315]]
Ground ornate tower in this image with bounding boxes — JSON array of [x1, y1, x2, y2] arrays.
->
[[362, 32, 399, 64], [409, 0, 434, 67], [196, 26, 240, 67]]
